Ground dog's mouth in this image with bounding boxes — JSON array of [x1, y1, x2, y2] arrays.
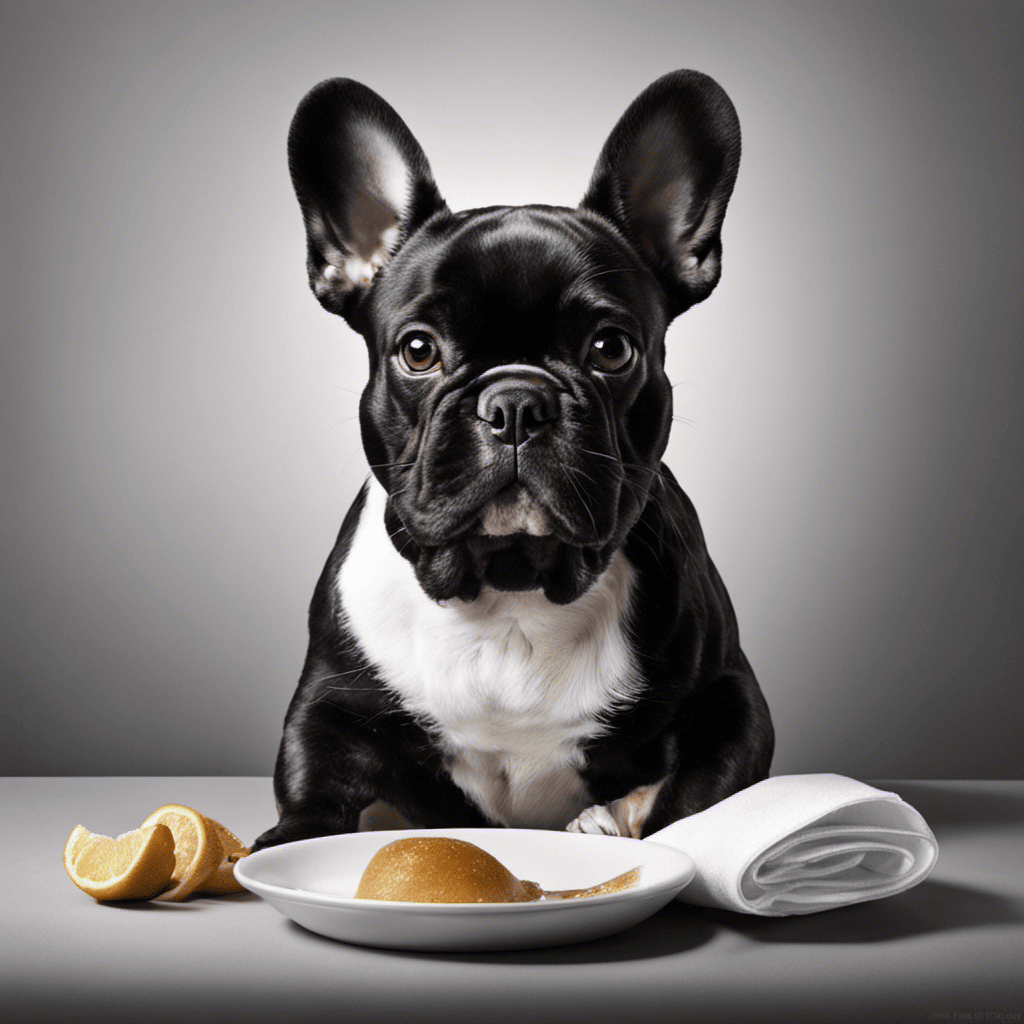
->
[[384, 479, 614, 603], [464, 484, 562, 592], [463, 531, 563, 592]]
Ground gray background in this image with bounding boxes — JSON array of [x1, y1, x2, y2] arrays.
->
[[2, 0, 1020, 777]]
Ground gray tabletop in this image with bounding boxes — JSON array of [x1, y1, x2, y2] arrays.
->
[[3, 778, 1021, 1024]]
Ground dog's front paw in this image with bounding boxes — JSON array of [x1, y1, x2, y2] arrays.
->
[[566, 803, 624, 836], [250, 823, 302, 853], [566, 781, 669, 839], [250, 816, 343, 852]]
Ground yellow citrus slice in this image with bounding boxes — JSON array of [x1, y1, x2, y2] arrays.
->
[[198, 815, 249, 895], [64, 823, 176, 901], [64, 823, 95, 868], [138, 804, 222, 901]]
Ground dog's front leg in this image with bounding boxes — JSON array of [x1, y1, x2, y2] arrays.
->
[[251, 698, 379, 851], [252, 684, 494, 851], [568, 663, 774, 838]]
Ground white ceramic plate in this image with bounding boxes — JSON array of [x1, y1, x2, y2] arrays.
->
[[235, 827, 695, 951]]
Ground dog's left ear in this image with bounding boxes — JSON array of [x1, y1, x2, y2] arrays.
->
[[288, 78, 448, 326], [581, 70, 741, 318]]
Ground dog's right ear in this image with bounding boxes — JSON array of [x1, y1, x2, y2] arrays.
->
[[288, 79, 448, 326], [580, 71, 741, 319]]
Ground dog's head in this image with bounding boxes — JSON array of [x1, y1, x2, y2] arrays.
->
[[288, 71, 740, 604]]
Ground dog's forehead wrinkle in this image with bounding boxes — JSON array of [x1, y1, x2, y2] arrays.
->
[[376, 208, 659, 349], [434, 208, 603, 274], [436, 249, 580, 305], [469, 215, 583, 259]]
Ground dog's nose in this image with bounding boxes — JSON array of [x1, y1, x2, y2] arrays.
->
[[477, 376, 558, 447]]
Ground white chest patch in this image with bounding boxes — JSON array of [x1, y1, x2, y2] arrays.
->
[[337, 479, 641, 829]]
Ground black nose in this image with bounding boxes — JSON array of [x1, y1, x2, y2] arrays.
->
[[477, 376, 558, 446]]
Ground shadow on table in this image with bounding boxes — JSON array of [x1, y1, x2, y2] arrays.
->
[[298, 877, 1022, 964], [682, 878, 1023, 946], [285, 901, 720, 965], [101, 891, 260, 912], [883, 781, 1024, 831]]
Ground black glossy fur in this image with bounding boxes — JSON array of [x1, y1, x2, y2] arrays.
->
[[253, 71, 773, 851]]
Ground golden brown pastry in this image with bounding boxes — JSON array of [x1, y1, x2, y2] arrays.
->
[[355, 836, 641, 903]]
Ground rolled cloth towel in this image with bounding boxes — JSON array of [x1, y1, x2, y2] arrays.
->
[[645, 774, 939, 916]]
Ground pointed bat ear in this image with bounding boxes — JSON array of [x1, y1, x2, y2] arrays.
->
[[580, 70, 741, 319], [288, 78, 448, 327]]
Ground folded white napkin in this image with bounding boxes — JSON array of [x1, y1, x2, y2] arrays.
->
[[645, 774, 939, 916]]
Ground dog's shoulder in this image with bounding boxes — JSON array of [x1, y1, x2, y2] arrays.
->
[[306, 478, 369, 645]]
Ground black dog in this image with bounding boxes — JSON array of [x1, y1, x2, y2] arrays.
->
[[252, 70, 773, 851]]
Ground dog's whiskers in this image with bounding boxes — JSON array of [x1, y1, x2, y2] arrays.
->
[[569, 451, 693, 561], [325, 415, 360, 434], [315, 666, 373, 683], [672, 416, 699, 432], [576, 447, 670, 485], [556, 462, 599, 540]]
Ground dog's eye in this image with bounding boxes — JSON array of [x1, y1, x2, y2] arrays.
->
[[587, 332, 634, 373], [399, 333, 442, 373]]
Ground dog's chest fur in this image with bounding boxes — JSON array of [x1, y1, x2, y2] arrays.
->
[[338, 479, 641, 829]]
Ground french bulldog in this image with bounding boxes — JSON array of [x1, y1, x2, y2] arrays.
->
[[251, 70, 774, 852]]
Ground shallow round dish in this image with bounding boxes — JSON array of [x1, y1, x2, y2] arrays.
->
[[235, 827, 695, 951]]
